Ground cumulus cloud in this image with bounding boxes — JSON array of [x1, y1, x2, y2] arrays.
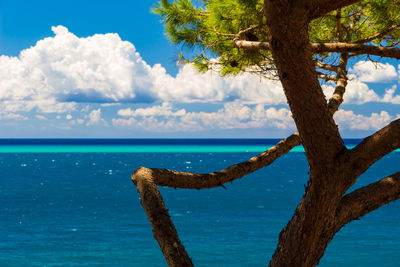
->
[[86, 109, 106, 126], [344, 80, 381, 104], [321, 61, 400, 105], [381, 85, 400, 104], [0, 25, 150, 114], [334, 109, 393, 130], [350, 61, 398, 83], [113, 103, 294, 132], [1, 26, 399, 118], [322, 80, 400, 105], [0, 25, 286, 118], [152, 64, 286, 104]]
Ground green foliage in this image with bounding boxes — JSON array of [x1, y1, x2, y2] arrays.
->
[[153, 0, 400, 76]]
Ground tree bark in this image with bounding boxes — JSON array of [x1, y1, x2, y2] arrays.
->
[[132, 133, 300, 189], [233, 40, 400, 59], [264, 1, 350, 266], [133, 171, 194, 267]]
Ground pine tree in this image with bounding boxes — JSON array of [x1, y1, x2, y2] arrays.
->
[[132, 0, 400, 266]]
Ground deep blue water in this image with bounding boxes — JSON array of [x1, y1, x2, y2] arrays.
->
[[0, 139, 399, 266]]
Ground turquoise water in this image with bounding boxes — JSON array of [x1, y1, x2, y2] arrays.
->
[[0, 138, 397, 153], [0, 145, 397, 153], [0, 139, 399, 266], [0, 144, 303, 153]]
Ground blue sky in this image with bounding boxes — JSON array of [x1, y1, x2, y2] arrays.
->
[[0, 0, 399, 138]]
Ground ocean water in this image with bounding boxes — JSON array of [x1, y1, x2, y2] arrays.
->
[[0, 139, 399, 266]]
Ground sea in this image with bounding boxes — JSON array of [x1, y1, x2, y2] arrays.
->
[[1, 139, 399, 267]]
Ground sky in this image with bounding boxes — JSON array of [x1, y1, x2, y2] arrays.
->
[[0, 0, 399, 138]]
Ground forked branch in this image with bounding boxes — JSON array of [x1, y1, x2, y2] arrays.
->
[[132, 133, 301, 189], [131, 50, 350, 266], [131, 132, 301, 266]]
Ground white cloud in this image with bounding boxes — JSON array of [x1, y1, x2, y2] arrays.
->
[[0, 113, 28, 120], [36, 115, 47, 120], [322, 78, 400, 105], [334, 109, 393, 130], [113, 103, 294, 132], [86, 108, 106, 126], [350, 61, 398, 83], [1, 25, 399, 136], [381, 85, 400, 104], [118, 103, 186, 117], [0, 25, 153, 114], [152, 64, 286, 104], [344, 79, 381, 104], [0, 25, 286, 118]]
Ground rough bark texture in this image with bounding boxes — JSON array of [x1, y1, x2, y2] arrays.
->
[[132, 171, 194, 267], [264, 1, 351, 266]]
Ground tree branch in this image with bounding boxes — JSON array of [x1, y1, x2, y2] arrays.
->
[[315, 61, 340, 72], [233, 40, 400, 59], [335, 171, 400, 230], [312, 43, 400, 59], [308, 0, 362, 20], [132, 172, 194, 266], [327, 53, 348, 112], [233, 39, 271, 50], [356, 25, 400, 44], [318, 72, 338, 82], [344, 118, 400, 188], [132, 133, 301, 189]]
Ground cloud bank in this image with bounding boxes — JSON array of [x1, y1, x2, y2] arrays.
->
[[0, 26, 399, 134], [0, 25, 288, 115], [113, 103, 294, 132], [2, 26, 399, 112]]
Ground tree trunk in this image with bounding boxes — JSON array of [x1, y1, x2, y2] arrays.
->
[[264, 1, 349, 266]]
